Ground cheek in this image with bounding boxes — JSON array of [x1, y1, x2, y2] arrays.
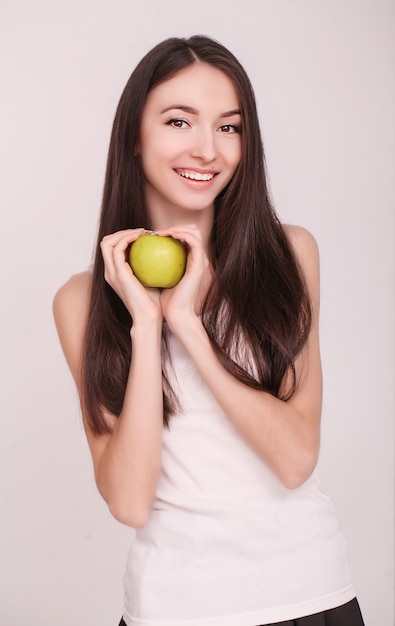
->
[[139, 137, 163, 175], [229, 142, 242, 174], [141, 133, 178, 166]]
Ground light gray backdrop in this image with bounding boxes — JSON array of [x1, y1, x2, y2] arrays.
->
[[1, 1, 394, 625]]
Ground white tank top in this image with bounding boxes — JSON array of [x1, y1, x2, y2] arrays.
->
[[123, 333, 355, 625]]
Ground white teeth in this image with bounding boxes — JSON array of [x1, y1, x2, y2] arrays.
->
[[177, 170, 214, 181]]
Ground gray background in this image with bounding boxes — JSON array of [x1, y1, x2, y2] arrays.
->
[[1, 1, 394, 624]]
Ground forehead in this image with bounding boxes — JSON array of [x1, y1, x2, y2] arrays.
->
[[144, 62, 240, 113]]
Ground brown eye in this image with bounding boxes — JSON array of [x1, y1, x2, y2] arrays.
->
[[218, 124, 241, 134], [166, 119, 189, 129]]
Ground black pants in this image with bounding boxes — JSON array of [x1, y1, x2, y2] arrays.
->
[[118, 597, 364, 626]]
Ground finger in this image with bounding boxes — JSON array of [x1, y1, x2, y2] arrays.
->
[[101, 228, 146, 270], [166, 232, 208, 278], [160, 231, 202, 251], [101, 229, 147, 285], [101, 227, 146, 249], [154, 224, 201, 240]]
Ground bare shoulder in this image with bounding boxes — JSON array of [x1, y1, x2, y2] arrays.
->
[[283, 224, 319, 262], [53, 271, 92, 312], [53, 271, 92, 385], [283, 224, 320, 304]]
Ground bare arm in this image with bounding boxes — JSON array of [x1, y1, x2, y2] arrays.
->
[[160, 224, 322, 488], [53, 230, 165, 527]]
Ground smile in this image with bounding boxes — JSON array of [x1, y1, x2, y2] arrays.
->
[[176, 169, 215, 181]]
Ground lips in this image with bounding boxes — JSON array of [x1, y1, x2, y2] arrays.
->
[[175, 168, 216, 181]]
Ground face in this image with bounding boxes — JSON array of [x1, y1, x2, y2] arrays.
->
[[139, 62, 242, 226]]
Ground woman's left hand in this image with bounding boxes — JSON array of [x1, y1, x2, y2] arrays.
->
[[156, 224, 210, 333]]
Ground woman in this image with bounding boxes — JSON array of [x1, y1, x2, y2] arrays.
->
[[53, 35, 364, 626]]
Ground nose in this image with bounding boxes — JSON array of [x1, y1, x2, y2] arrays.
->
[[190, 126, 217, 163]]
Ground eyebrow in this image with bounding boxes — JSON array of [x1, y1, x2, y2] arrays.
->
[[160, 104, 241, 118]]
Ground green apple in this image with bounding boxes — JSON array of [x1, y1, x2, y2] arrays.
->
[[129, 234, 187, 288]]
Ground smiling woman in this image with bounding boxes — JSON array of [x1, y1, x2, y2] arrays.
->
[[52, 35, 365, 626], [139, 62, 242, 225]]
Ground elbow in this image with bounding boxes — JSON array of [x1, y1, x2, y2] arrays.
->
[[97, 479, 154, 527], [278, 450, 319, 490], [281, 472, 311, 490], [107, 499, 152, 528], [95, 470, 156, 528]]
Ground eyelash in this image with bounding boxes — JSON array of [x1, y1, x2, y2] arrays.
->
[[166, 118, 189, 129], [165, 119, 242, 134], [219, 124, 241, 134]]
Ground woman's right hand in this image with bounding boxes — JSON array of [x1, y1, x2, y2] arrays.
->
[[100, 228, 162, 324]]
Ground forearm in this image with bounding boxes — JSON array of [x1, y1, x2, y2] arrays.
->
[[173, 316, 321, 488], [95, 320, 164, 526]]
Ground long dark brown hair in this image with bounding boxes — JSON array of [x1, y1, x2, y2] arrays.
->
[[82, 35, 311, 434]]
